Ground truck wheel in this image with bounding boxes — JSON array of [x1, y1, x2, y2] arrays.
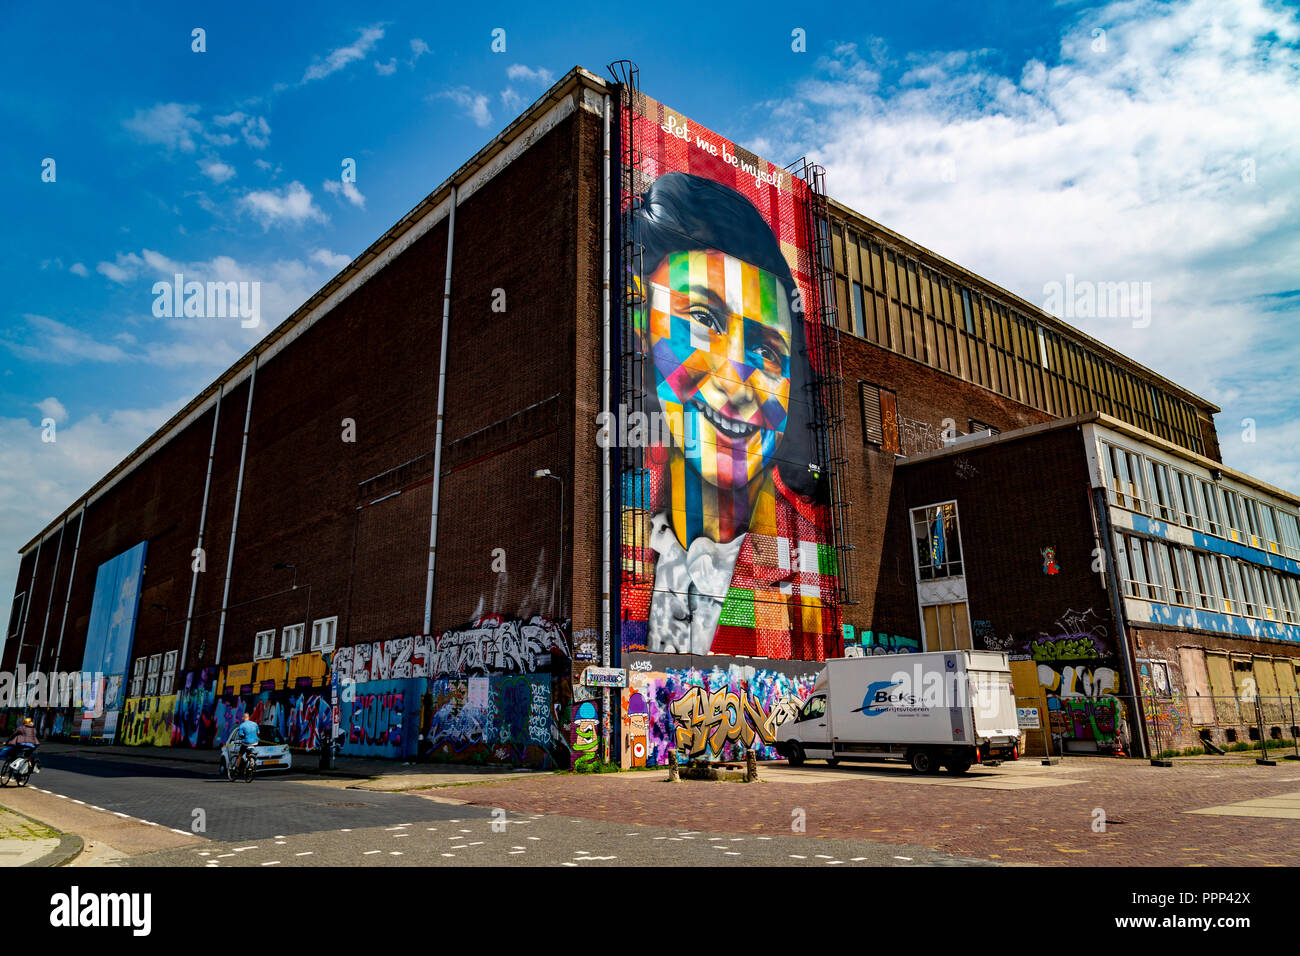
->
[[909, 749, 939, 774], [945, 759, 972, 775], [787, 742, 805, 767]]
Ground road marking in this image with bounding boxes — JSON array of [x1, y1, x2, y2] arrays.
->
[[113, 812, 129, 818], [390, 852, 403, 856], [171, 829, 190, 836], [261, 861, 280, 866], [72, 800, 85, 805], [512, 846, 525, 850], [363, 850, 381, 855], [527, 836, 540, 841], [218, 853, 235, 858], [441, 853, 455, 858], [234, 846, 257, 852], [725, 852, 740, 856], [826, 860, 843, 865], [758, 837, 772, 840], [851, 857, 867, 861], [789, 855, 807, 859], [296, 852, 313, 856], [893, 856, 912, 861], [815, 855, 833, 859], [55, 793, 67, 799]]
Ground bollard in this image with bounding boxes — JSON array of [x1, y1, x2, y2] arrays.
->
[[667, 748, 679, 782], [745, 749, 758, 783]]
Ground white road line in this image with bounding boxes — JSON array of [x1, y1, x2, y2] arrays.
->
[[527, 836, 540, 841], [893, 856, 912, 861], [363, 850, 381, 855], [441, 853, 455, 857], [389, 851, 402, 856], [171, 829, 190, 836], [789, 854, 807, 859], [234, 846, 257, 852], [72, 800, 85, 805], [296, 852, 313, 857], [261, 861, 280, 866], [113, 812, 129, 818]]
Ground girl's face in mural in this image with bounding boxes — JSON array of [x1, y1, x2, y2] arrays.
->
[[645, 249, 792, 491]]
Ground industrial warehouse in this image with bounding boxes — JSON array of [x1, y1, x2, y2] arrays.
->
[[4, 64, 1298, 769]]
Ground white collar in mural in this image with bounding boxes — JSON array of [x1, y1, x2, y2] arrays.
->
[[647, 512, 745, 656]]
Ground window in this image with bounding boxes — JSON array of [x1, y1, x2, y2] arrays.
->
[[1158, 544, 1191, 606], [253, 629, 275, 661], [852, 282, 867, 338], [281, 624, 305, 657], [1198, 480, 1224, 537], [1215, 556, 1242, 614], [144, 654, 161, 697], [1104, 444, 1147, 512], [160, 650, 178, 695], [6, 593, 24, 641], [1146, 461, 1178, 523], [799, 696, 826, 721], [1219, 488, 1246, 541], [961, 288, 976, 334], [860, 382, 884, 446], [130, 656, 147, 698], [968, 419, 1000, 436], [311, 617, 337, 652], [1242, 496, 1264, 545], [912, 503, 964, 580], [1116, 534, 1165, 601], [1284, 576, 1300, 625], [1258, 503, 1282, 553], [1237, 563, 1263, 618], [1277, 510, 1300, 559], [1191, 552, 1221, 610], [1174, 470, 1203, 530], [1259, 569, 1285, 620]]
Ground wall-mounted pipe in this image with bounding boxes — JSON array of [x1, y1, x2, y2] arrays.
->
[[182, 384, 223, 670], [600, 92, 613, 762], [423, 184, 457, 635], [216, 358, 258, 665], [51, 501, 87, 674]]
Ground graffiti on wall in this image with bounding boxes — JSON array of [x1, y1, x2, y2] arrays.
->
[[858, 631, 920, 655], [898, 416, 947, 457], [618, 92, 840, 664], [424, 672, 565, 769], [340, 679, 421, 759], [332, 616, 569, 683], [621, 654, 817, 764], [121, 695, 176, 747], [573, 700, 599, 768]]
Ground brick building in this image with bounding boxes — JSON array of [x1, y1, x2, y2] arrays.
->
[[897, 414, 1300, 757], [4, 66, 1289, 767]]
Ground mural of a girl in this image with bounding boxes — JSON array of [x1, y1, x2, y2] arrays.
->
[[623, 171, 838, 661]]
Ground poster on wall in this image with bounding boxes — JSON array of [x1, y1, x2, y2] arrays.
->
[[618, 91, 840, 664], [79, 541, 147, 741]]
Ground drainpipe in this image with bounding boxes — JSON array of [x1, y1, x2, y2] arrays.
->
[[423, 185, 457, 635], [601, 93, 613, 762], [216, 358, 258, 665], [182, 385, 223, 671], [52, 501, 87, 675], [35, 513, 67, 669], [1094, 485, 1150, 759], [16, 535, 43, 677]]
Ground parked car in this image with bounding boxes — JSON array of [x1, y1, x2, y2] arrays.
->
[[217, 724, 292, 775]]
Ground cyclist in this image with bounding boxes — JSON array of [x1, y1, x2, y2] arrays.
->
[[234, 714, 260, 776], [2, 717, 40, 774]]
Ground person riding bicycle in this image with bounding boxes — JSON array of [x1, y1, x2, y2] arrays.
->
[[1, 718, 40, 773], [234, 715, 260, 774]]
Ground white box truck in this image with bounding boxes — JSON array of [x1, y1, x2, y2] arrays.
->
[[775, 651, 1021, 774]]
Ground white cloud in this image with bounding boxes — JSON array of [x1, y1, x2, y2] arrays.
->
[[199, 158, 236, 183], [322, 178, 366, 209], [122, 103, 202, 152], [436, 87, 492, 127], [239, 115, 271, 149], [35, 397, 68, 424], [501, 88, 526, 113], [96, 252, 145, 284], [375, 58, 397, 76], [0, 398, 191, 607], [238, 181, 326, 228], [506, 64, 554, 85], [302, 25, 385, 83], [763, 0, 1300, 491], [311, 248, 352, 270], [5, 315, 132, 363], [410, 38, 430, 63], [69, 263, 88, 277]]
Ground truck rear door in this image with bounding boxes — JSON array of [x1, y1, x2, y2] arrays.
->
[[970, 668, 1019, 745]]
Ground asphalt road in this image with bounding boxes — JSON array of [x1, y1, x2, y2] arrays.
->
[[19, 750, 994, 867], [26, 749, 493, 843]]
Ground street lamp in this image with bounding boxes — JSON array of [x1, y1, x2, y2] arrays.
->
[[533, 469, 565, 616]]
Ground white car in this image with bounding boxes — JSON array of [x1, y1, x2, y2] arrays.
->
[[218, 724, 293, 775]]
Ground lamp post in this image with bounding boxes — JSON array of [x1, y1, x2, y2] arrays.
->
[[532, 469, 565, 616]]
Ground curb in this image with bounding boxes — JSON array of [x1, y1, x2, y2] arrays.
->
[[28, 832, 84, 868], [2, 804, 85, 867]]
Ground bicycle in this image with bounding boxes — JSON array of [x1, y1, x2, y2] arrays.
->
[[226, 745, 257, 783], [0, 749, 35, 788]]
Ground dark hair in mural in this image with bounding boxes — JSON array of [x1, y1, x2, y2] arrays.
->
[[634, 171, 823, 500]]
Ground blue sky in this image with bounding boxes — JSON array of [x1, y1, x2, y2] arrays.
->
[[2, 0, 1298, 612]]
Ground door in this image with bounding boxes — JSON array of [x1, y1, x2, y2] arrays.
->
[[1176, 647, 1215, 726], [791, 694, 831, 753]]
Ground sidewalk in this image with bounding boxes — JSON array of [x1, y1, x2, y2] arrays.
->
[[36, 740, 543, 791], [0, 804, 82, 867]]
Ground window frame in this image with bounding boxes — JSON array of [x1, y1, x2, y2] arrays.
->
[[910, 502, 965, 581], [253, 629, 276, 661], [310, 616, 338, 652], [280, 623, 305, 658]]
